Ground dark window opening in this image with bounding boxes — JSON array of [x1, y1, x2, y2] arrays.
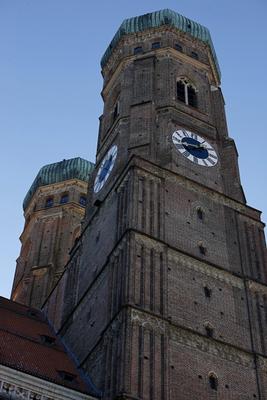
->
[[175, 43, 183, 52], [45, 197, 53, 208], [134, 46, 143, 55], [60, 194, 69, 204], [152, 41, 160, 49], [58, 370, 77, 382], [113, 102, 119, 121], [199, 244, 206, 255], [177, 79, 197, 108], [188, 85, 197, 107], [209, 374, 218, 391], [40, 334, 56, 345], [205, 325, 214, 338], [27, 309, 38, 318], [191, 51, 199, 60], [79, 195, 86, 207], [197, 208, 204, 220], [177, 81, 186, 102], [204, 286, 212, 298]]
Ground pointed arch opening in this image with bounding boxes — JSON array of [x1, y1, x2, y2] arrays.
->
[[176, 77, 198, 108]]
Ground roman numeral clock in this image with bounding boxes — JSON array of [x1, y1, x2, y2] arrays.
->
[[172, 129, 218, 167]]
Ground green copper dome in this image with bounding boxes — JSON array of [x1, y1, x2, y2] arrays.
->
[[23, 157, 95, 211], [101, 9, 220, 79]]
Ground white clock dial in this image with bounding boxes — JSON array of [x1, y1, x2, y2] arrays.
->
[[94, 145, 118, 193], [172, 129, 218, 167]]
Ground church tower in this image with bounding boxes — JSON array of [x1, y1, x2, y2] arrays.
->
[[12, 157, 94, 309], [44, 10, 267, 399]]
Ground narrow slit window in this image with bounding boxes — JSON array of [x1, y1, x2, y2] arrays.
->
[[113, 102, 119, 122], [197, 208, 204, 220]]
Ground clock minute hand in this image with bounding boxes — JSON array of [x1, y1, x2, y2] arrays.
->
[[184, 142, 206, 149]]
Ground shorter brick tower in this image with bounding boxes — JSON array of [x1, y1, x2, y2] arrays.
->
[[11, 157, 94, 309]]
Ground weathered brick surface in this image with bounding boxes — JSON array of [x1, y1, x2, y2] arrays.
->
[[12, 180, 87, 309]]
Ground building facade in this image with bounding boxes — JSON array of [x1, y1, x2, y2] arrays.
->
[[10, 9, 267, 400]]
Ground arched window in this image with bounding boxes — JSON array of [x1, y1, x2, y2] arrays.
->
[[45, 197, 53, 208], [205, 323, 214, 338], [134, 46, 143, 55], [79, 195, 86, 207], [198, 243, 206, 255], [176, 78, 197, 108], [204, 286, 212, 298], [191, 51, 199, 60], [208, 373, 218, 391], [197, 207, 204, 220], [60, 194, 69, 204], [174, 43, 183, 52]]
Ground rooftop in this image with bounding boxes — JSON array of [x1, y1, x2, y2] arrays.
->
[[101, 9, 220, 80], [0, 296, 99, 397], [23, 157, 95, 211]]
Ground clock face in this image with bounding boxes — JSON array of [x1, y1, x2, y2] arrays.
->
[[172, 129, 218, 167], [94, 145, 118, 193]]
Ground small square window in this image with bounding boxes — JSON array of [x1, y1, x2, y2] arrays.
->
[[152, 42, 160, 49], [134, 46, 143, 55], [191, 51, 199, 60]]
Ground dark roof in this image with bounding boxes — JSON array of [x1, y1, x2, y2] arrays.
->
[[0, 297, 99, 397], [23, 157, 95, 211], [101, 9, 220, 81]]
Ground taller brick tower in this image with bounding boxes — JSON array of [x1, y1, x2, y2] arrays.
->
[[44, 10, 267, 400]]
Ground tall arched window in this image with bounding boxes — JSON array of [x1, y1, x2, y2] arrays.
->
[[176, 78, 197, 108], [208, 373, 218, 391]]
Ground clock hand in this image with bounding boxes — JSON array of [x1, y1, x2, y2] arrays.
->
[[183, 142, 206, 149]]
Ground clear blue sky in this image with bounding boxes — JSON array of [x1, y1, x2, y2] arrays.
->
[[0, 0, 266, 298]]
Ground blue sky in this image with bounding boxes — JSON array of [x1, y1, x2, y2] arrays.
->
[[0, 0, 266, 298]]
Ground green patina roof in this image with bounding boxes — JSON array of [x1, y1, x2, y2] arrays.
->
[[23, 157, 95, 211], [101, 9, 221, 80]]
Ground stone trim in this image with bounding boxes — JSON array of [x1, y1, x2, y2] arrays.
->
[[130, 309, 254, 368], [0, 365, 96, 400]]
